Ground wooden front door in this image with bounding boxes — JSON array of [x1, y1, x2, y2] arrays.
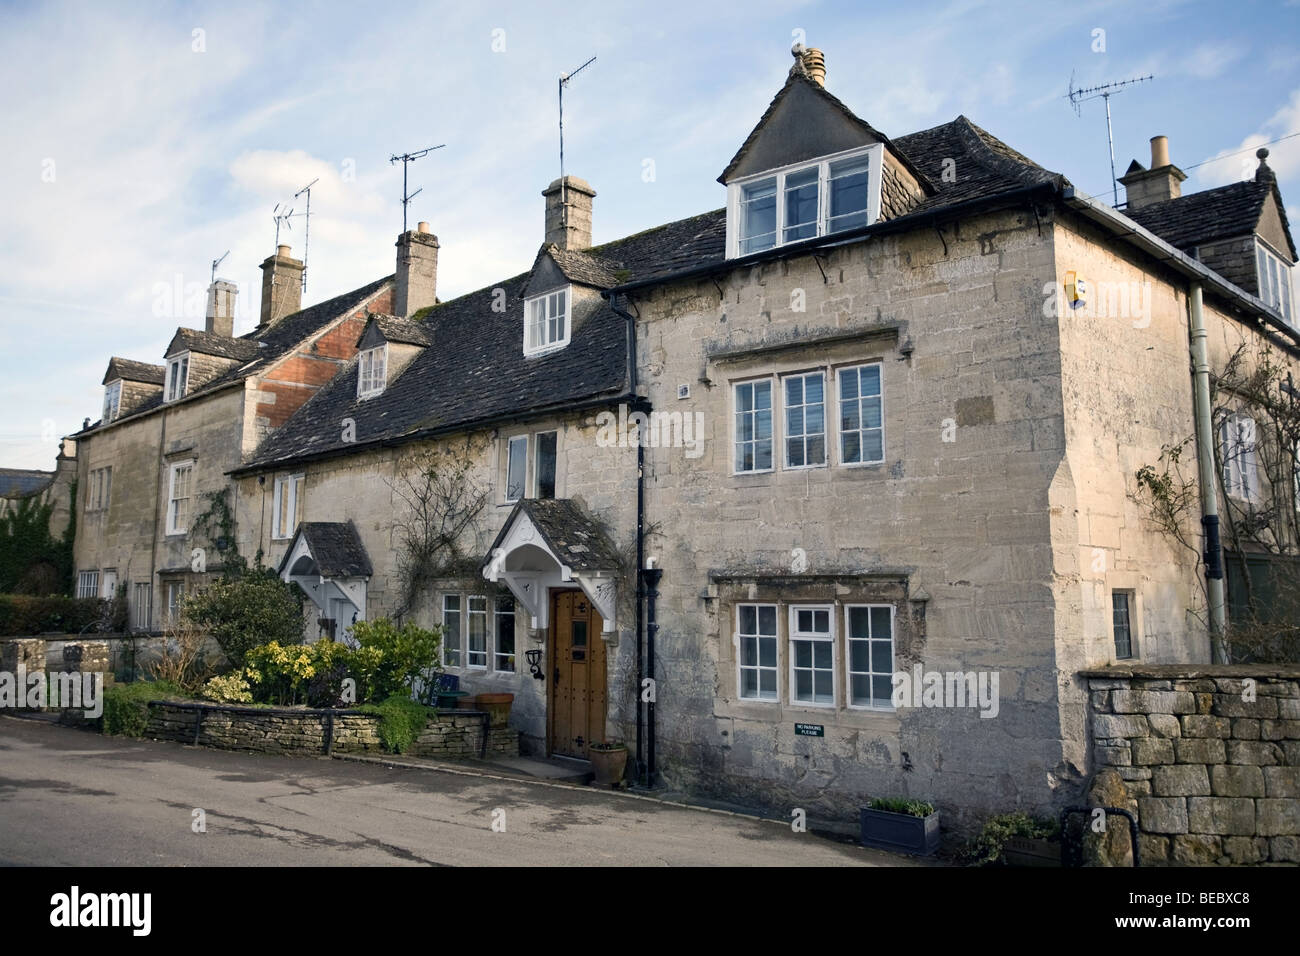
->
[[548, 590, 606, 759]]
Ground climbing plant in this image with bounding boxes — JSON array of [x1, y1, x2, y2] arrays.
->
[[0, 480, 75, 595]]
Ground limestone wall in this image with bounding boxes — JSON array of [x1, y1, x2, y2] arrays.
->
[[1084, 666, 1300, 865], [141, 701, 518, 758]]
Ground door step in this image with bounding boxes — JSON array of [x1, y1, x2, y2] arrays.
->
[[488, 754, 593, 784]]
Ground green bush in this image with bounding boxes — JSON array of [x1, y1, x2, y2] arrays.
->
[[349, 618, 442, 703], [866, 797, 935, 818], [0, 594, 108, 636], [182, 567, 305, 666], [244, 641, 318, 706], [202, 673, 253, 704], [102, 680, 188, 736], [960, 812, 1061, 866], [360, 694, 432, 754]]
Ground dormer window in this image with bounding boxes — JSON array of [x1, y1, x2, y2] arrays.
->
[[357, 344, 387, 398], [728, 145, 882, 259], [165, 354, 189, 402], [102, 380, 122, 422], [1256, 241, 1294, 326], [524, 287, 570, 356]]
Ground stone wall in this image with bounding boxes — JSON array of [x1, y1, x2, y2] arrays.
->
[[141, 701, 518, 759], [1084, 665, 1300, 865]]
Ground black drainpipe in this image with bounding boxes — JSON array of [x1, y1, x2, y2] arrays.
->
[[608, 291, 650, 785], [643, 565, 662, 786]]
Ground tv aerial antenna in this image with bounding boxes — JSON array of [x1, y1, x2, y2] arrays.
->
[[558, 55, 597, 223], [389, 145, 444, 234], [210, 250, 229, 284], [272, 200, 295, 247], [293, 178, 319, 294], [1066, 72, 1154, 206]]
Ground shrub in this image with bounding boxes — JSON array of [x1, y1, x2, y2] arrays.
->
[[244, 641, 317, 706], [349, 618, 442, 703], [102, 680, 188, 736], [202, 673, 253, 704], [182, 568, 305, 666], [147, 621, 215, 692], [359, 694, 432, 753], [0, 595, 108, 636], [960, 812, 1060, 866], [866, 797, 935, 817], [305, 639, 352, 708]]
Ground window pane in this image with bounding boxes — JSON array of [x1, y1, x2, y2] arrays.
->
[[758, 605, 776, 634], [759, 670, 776, 695], [872, 675, 892, 705], [829, 157, 870, 233], [796, 670, 812, 699], [739, 605, 756, 634], [741, 669, 757, 697], [784, 168, 819, 243], [535, 432, 557, 499], [740, 179, 777, 254], [795, 640, 811, 668], [507, 438, 527, 500], [813, 641, 831, 668], [758, 636, 776, 667], [850, 641, 870, 671]]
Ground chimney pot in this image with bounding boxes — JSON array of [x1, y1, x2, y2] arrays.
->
[[277, 244, 291, 258], [802, 48, 826, 87], [1150, 135, 1170, 169], [417, 221, 430, 234]]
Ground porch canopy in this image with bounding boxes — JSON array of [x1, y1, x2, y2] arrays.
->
[[278, 520, 373, 627], [482, 498, 621, 635]]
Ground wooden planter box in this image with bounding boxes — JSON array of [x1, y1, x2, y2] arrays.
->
[[859, 807, 940, 856], [1003, 836, 1060, 867]]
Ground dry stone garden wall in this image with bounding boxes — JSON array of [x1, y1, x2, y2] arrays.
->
[[1083, 665, 1300, 865]]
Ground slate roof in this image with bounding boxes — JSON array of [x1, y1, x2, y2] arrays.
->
[[78, 275, 392, 435], [277, 520, 373, 578], [0, 468, 54, 498], [719, 71, 935, 191], [369, 314, 433, 347], [165, 327, 263, 362], [486, 498, 622, 572], [1126, 180, 1298, 259], [103, 357, 165, 386], [242, 271, 630, 469], [548, 245, 626, 288]]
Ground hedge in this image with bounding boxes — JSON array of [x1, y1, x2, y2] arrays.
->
[[0, 594, 109, 636]]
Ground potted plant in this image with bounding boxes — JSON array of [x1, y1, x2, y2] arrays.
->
[[588, 740, 629, 787], [474, 692, 514, 727], [859, 797, 940, 856]]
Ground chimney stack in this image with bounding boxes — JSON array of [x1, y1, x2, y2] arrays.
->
[[258, 244, 304, 328], [1118, 135, 1187, 210], [543, 176, 596, 251], [205, 278, 238, 337], [394, 222, 440, 318]]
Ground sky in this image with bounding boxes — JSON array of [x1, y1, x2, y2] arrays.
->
[[2, 0, 1298, 469]]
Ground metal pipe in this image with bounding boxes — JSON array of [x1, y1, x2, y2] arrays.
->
[[643, 565, 663, 786], [1189, 283, 1228, 661]]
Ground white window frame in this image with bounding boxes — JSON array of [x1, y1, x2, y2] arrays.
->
[[781, 370, 828, 470], [505, 435, 528, 502], [86, 465, 112, 512], [166, 580, 186, 626], [357, 344, 388, 398], [725, 144, 884, 259], [442, 594, 463, 667], [788, 604, 836, 708], [732, 377, 775, 475], [735, 603, 779, 702], [166, 460, 194, 536], [836, 361, 885, 467], [1256, 240, 1295, 327], [271, 474, 305, 540], [1219, 412, 1260, 503], [76, 570, 99, 599], [165, 353, 189, 402], [103, 380, 122, 423], [131, 582, 153, 631], [523, 286, 571, 356], [100, 568, 118, 600], [466, 595, 489, 669], [845, 604, 896, 711], [494, 596, 516, 672]]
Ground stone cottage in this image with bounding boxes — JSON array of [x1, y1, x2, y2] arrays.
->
[[70, 46, 1299, 832]]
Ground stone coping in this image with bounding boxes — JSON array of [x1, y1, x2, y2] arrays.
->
[[1080, 664, 1300, 679]]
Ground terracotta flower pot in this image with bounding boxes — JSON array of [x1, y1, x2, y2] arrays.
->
[[589, 745, 628, 787], [474, 692, 514, 727]]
